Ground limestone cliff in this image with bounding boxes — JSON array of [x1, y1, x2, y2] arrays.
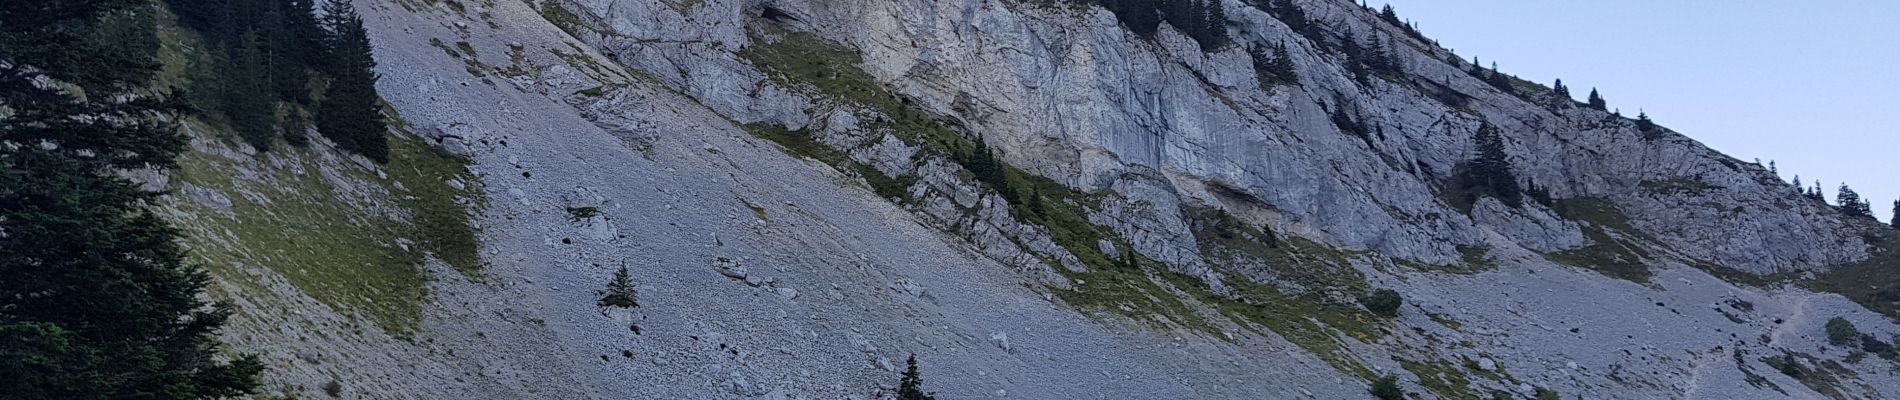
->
[[177, 0, 1900, 398]]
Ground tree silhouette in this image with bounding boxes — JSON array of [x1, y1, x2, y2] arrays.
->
[[896, 354, 937, 400]]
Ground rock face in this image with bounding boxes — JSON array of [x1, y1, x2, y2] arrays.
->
[[190, 0, 1900, 399]]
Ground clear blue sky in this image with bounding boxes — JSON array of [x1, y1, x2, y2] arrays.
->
[[1376, 0, 1898, 221]]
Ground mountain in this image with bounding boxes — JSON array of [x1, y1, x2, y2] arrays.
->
[[83, 0, 1900, 398]]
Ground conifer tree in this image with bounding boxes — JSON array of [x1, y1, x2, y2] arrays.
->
[[1891, 200, 1899, 229], [1635, 111, 1655, 132], [228, 29, 278, 151], [598, 264, 638, 308], [1587, 88, 1606, 110], [316, 0, 389, 162], [896, 354, 936, 400], [1, 0, 263, 396], [1454, 122, 1522, 208], [1838, 184, 1872, 218]]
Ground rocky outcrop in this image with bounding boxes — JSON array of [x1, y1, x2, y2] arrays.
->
[[178, 0, 1900, 398]]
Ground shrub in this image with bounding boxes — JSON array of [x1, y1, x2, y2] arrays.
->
[[1368, 375, 1403, 400], [1825, 317, 1859, 346], [1361, 289, 1403, 318]]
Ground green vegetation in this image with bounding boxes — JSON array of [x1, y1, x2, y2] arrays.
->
[[567, 206, 601, 221], [1445, 122, 1522, 212], [1824, 317, 1858, 346], [1360, 289, 1403, 317], [1368, 374, 1404, 400], [1399, 359, 1474, 399], [1251, 42, 1298, 89], [598, 264, 639, 309], [314, 0, 391, 162], [165, 0, 390, 161], [1535, 387, 1561, 400], [738, 18, 1385, 379], [896, 354, 937, 400], [1, 0, 263, 396], [1639, 177, 1723, 195], [539, 1, 607, 39], [1763, 352, 1854, 399], [1809, 223, 1900, 319], [1546, 198, 1654, 283], [1837, 184, 1875, 219], [170, 126, 481, 333], [1084, 0, 1230, 50]]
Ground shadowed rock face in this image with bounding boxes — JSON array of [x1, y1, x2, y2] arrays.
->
[[183, 0, 1900, 398]]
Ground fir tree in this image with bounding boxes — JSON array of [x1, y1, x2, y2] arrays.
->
[[896, 354, 936, 400], [1635, 111, 1655, 132], [1252, 41, 1298, 87], [1838, 184, 1872, 218], [1, 0, 263, 396], [1553, 78, 1569, 97], [227, 29, 279, 151], [1587, 88, 1606, 110], [1452, 122, 1523, 209], [598, 264, 639, 308], [316, 0, 389, 162], [1891, 200, 1899, 229]]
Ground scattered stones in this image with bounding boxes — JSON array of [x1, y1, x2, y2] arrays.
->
[[715, 257, 748, 280]]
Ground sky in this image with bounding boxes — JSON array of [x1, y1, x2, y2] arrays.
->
[[1375, 0, 1897, 221]]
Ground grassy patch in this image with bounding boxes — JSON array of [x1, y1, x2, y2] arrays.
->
[[1547, 198, 1653, 283], [1175, 207, 1386, 376], [1400, 358, 1475, 399], [168, 117, 482, 334], [386, 112, 486, 276], [1762, 352, 1856, 399], [538, 1, 607, 39], [736, 29, 969, 154], [1811, 223, 1900, 320]]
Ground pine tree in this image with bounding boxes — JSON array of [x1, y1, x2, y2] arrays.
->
[[228, 29, 279, 151], [1891, 200, 1899, 229], [1587, 88, 1606, 110], [1, 0, 263, 396], [896, 354, 936, 400], [1792, 175, 1803, 194], [1553, 78, 1569, 98], [1635, 111, 1655, 132], [598, 264, 639, 308], [1453, 122, 1522, 209], [1252, 41, 1297, 87], [1838, 184, 1872, 218], [1768, 160, 1777, 175], [316, 0, 389, 162]]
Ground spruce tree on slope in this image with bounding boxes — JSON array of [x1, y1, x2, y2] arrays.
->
[[1454, 123, 1522, 209], [317, 0, 389, 162], [1838, 184, 1872, 218], [1587, 88, 1606, 110], [1891, 199, 1899, 229], [1, 0, 263, 396], [896, 354, 936, 400]]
